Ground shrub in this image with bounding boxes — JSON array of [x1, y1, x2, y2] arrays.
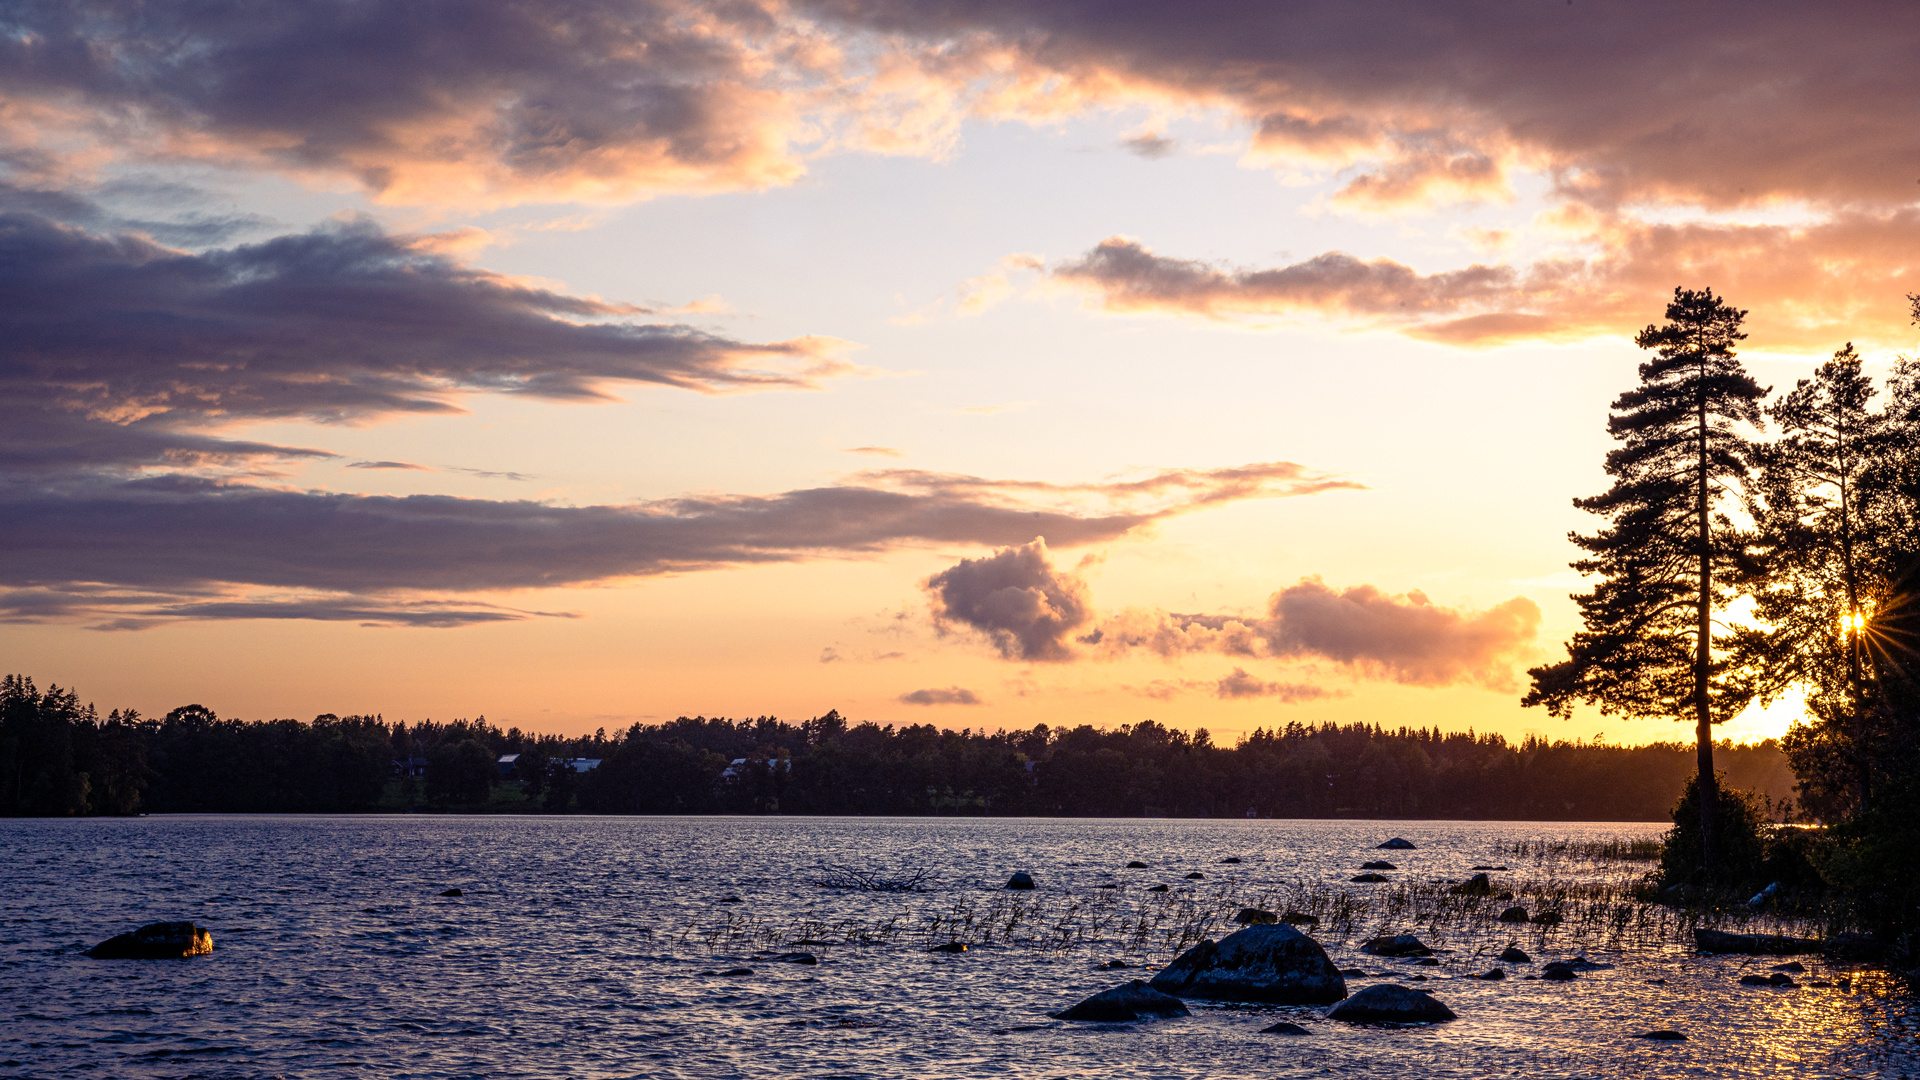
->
[[1660, 772, 1768, 888]]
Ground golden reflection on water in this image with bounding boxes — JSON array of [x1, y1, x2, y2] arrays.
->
[[1745, 968, 1913, 1071]]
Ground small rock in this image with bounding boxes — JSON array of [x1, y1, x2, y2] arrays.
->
[[1839, 977, 1853, 991], [1474, 969, 1506, 980], [1542, 962, 1579, 981], [1640, 1030, 1687, 1041], [440, 888, 464, 897], [1220, 857, 1243, 864], [1471, 865, 1496, 871], [86, 922, 214, 960], [1408, 974, 1429, 981], [1097, 959, 1131, 970], [1147, 884, 1170, 892], [928, 942, 968, 953], [1378, 838, 1417, 850], [1558, 957, 1612, 971], [1532, 910, 1563, 925], [1361, 861, 1397, 870], [1808, 980, 1835, 988], [1326, 983, 1455, 1023], [1361, 935, 1433, 958], [1126, 860, 1149, 869], [1351, 873, 1390, 883], [1235, 908, 1279, 925], [771, 952, 818, 965], [1497, 906, 1529, 923], [720, 895, 743, 903], [1097, 883, 1119, 890], [1005, 871, 1036, 890], [722, 967, 754, 976], [1498, 947, 1531, 963], [1260, 1021, 1311, 1034], [1186, 872, 1206, 880], [1414, 958, 1440, 967], [1768, 972, 1798, 987], [1646, 978, 1668, 985], [1339, 967, 1366, 976], [1770, 961, 1806, 973], [1451, 873, 1493, 897], [1055, 979, 1190, 1022], [1282, 911, 1319, 926], [1738, 974, 1771, 986]]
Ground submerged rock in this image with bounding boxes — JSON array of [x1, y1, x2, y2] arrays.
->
[[1360, 861, 1397, 870], [771, 951, 818, 965], [1005, 871, 1036, 890], [1351, 873, 1390, 883], [86, 922, 213, 960], [1148, 923, 1348, 1004], [928, 942, 968, 953], [1498, 947, 1532, 963], [1282, 911, 1319, 926], [1451, 873, 1492, 896], [439, 888, 463, 897], [1414, 958, 1440, 967], [720, 895, 743, 903], [1147, 884, 1170, 892], [1055, 979, 1190, 1022], [1220, 857, 1243, 864], [1542, 962, 1578, 981], [1260, 1021, 1311, 1034], [1531, 910, 1563, 925], [1097, 959, 1131, 970], [1473, 969, 1506, 980], [1640, 1029, 1688, 1041], [1360, 934, 1433, 958], [1326, 984, 1455, 1023], [1126, 860, 1149, 869], [1740, 972, 1797, 988], [1497, 906, 1529, 923], [1771, 961, 1807, 973], [1557, 957, 1612, 971], [1185, 872, 1206, 880], [1694, 928, 1821, 954], [721, 967, 754, 976], [1378, 837, 1417, 849], [1235, 908, 1279, 925]]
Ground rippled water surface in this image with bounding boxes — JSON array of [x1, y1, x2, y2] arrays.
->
[[2, 816, 1915, 1079]]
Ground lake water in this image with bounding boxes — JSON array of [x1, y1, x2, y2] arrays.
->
[[1, 816, 1914, 1079]]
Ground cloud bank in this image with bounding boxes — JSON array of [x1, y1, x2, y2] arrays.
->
[[925, 539, 1091, 661]]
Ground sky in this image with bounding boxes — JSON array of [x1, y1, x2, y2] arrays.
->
[[3, 0, 1915, 744]]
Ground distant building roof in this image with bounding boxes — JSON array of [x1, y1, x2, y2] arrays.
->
[[565, 758, 601, 773]]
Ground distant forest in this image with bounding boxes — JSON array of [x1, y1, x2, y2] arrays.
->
[[0, 675, 1794, 820]]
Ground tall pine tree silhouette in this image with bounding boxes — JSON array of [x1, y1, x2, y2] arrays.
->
[[1526, 288, 1766, 873]]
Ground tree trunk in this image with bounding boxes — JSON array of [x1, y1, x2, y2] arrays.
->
[[1695, 372, 1719, 874]]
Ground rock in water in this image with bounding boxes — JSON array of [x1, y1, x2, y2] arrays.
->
[[1498, 947, 1532, 963], [1282, 911, 1320, 926], [1149, 923, 1349, 1004], [1542, 962, 1578, 981], [1693, 928, 1821, 955], [1260, 1021, 1311, 1034], [1185, 872, 1206, 880], [1640, 1029, 1687, 1041], [1146, 884, 1170, 892], [1771, 961, 1806, 973], [1126, 861, 1149, 869], [1055, 979, 1191, 1022], [1350, 873, 1390, 883], [1378, 838, 1417, 850], [1326, 984, 1455, 1023], [1220, 857, 1243, 864], [771, 951, 818, 965], [1474, 969, 1506, 980], [1235, 908, 1279, 925], [1360, 934, 1433, 957], [1361, 860, 1396, 870], [439, 888, 463, 897], [1005, 871, 1036, 890], [928, 942, 968, 953], [87, 922, 213, 959], [1497, 906, 1529, 923], [1451, 873, 1492, 896]]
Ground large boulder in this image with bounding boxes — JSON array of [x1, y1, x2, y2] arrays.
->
[[1005, 871, 1036, 890], [1497, 906, 1529, 923], [1148, 923, 1348, 1004], [1694, 928, 1821, 955], [1326, 984, 1455, 1023], [1451, 873, 1492, 896], [1055, 979, 1190, 1022], [87, 922, 213, 959], [1360, 934, 1432, 957], [1378, 838, 1417, 850]]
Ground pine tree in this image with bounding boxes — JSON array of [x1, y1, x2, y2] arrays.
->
[[1741, 345, 1885, 817], [1525, 287, 1767, 875]]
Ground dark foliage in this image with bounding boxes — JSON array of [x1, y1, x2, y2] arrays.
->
[[0, 679, 1795, 820]]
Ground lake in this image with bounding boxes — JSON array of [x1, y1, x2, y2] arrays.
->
[[1, 816, 1914, 1078]]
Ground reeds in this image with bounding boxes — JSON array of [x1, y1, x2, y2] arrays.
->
[[810, 866, 934, 892], [1505, 836, 1665, 861]]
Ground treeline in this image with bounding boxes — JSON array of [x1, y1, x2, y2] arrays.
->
[[0, 675, 1792, 820]]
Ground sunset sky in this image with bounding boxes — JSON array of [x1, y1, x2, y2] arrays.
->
[[5, 1, 1916, 744]]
